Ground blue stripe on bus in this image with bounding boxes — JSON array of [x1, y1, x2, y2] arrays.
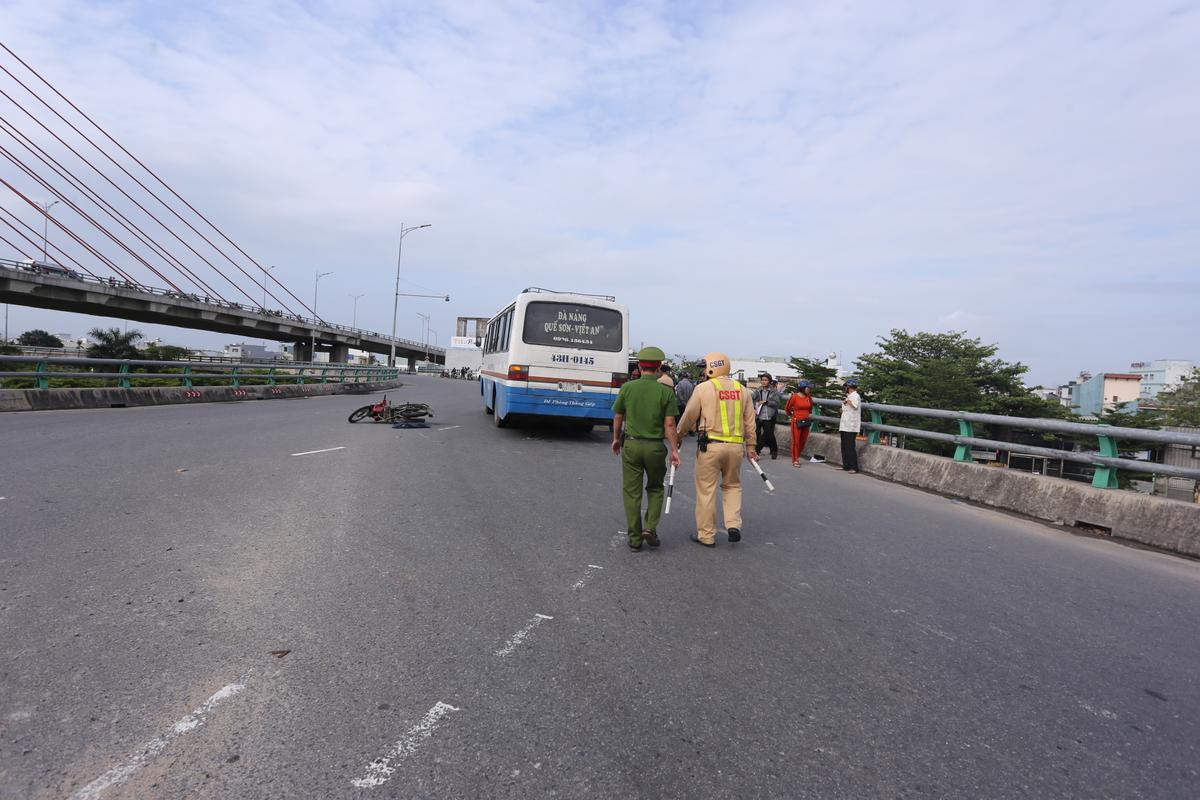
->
[[482, 378, 615, 421]]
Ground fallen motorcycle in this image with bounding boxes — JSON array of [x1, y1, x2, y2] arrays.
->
[[347, 394, 434, 426]]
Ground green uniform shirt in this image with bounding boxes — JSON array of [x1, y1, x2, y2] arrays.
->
[[612, 374, 679, 439]]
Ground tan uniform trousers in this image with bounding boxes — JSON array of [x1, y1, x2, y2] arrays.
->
[[694, 441, 744, 544]]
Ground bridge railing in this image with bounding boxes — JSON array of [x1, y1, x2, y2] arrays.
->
[[806, 398, 1200, 487], [0, 260, 443, 354], [0, 355, 400, 390]]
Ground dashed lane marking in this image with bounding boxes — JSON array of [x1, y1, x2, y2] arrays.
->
[[494, 614, 554, 657], [289, 446, 346, 457], [70, 671, 251, 800], [350, 701, 461, 789], [572, 564, 604, 590]]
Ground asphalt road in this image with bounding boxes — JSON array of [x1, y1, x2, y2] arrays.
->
[[2, 376, 1198, 799]]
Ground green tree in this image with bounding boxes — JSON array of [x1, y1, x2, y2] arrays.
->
[[786, 356, 839, 398], [854, 329, 1068, 453], [17, 329, 64, 348], [1158, 368, 1200, 427], [0, 342, 19, 355], [143, 342, 192, 361], [86, 327, 144, 359]]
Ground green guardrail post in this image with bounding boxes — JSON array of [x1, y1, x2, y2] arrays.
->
[[320, 367, 329, 384], [867, 409, 882, 445], [118, 362, 131, 389], [1092, 426, 1119, 489], [954, 416, 974, 462], [231, 366, 240, 388], [182, 365, 193, 388], [339, 366, 346, 384], [267, 367, 276, 386], [36, 359, 49, 390]]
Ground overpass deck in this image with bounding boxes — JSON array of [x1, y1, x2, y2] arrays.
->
[[1, 378, 1197, 798], [0, 261, 445, 364]]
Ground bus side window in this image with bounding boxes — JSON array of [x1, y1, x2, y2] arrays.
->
[[499, 309, 511, 352]]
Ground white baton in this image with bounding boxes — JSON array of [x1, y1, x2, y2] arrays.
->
[[664, 463, 676, 514], [750, 458, 775, 492]]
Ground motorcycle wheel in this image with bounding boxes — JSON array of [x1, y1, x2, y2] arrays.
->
[[348, 406, 373, 423]]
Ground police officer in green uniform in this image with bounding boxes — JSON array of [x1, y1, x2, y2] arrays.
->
[[611, 346, 682, 550]]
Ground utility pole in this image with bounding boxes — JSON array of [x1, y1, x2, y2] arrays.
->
[[313, 270, 332, 363], [390, 222, 431, 367], [350, 293, 364, 329], [40, 200, 60, 261]]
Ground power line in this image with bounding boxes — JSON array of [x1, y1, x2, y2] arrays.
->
[[0, 48, 314, 315]]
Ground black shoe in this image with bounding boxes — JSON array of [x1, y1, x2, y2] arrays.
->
[[771, 454, 777, 460], [643, 530, 660, 548], [689, 533, 715, 548], [727, 528, 741, 543], [629, 539, 642, 551]]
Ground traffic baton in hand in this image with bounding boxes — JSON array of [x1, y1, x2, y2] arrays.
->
[[750, 458, 775, 492], [664, 463, 676, 514]]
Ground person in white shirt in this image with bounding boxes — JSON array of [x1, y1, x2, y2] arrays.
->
[[839, 379, 862, 473]]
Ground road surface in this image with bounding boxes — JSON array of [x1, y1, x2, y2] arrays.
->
[[2, 376, 1198, 798]]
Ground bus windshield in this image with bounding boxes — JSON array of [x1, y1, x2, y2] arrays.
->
[[521, 301, 623, 352]]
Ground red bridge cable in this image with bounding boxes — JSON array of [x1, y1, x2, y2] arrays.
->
[[0, 179, 135, 280], [0, 56, 312, 317], [0, 204, 111, 279], [0, 146, 186, 290], [0, 42, 316, 317], [0, 210, 105, 279], [0, 85, 278, 309], [0, 119, 227, 300], [0, 229, 35, 259]]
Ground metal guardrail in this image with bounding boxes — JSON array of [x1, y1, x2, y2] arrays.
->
[[805, 398, 1200, 487], [0, 260, 444, 354], [0, 355, 400, 389]]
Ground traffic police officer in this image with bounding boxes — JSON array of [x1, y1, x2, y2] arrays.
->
[[676, 352, 758, 546], [611, 346, 682, 551]]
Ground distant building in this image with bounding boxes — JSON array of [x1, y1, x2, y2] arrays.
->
[[1129, 359, 1195, 400], [223, 342, 277, 360], [1072, 372, 1142, 417]]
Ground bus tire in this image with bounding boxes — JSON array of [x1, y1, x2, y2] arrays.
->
[[485, 386, 495, 415], [494, 408, 509, 428]]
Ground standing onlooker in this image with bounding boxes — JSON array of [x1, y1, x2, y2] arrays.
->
[[657, 363, 675, 389], [752, 373, 781, 460], [784, 380, 813, 467], [674, 371, 695, 416], [839, 379, 861, 473]]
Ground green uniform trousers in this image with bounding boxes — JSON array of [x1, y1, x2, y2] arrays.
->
[[621, 438, 668, 546]]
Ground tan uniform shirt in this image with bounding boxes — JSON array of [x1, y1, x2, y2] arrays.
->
[[657, 373, 675, 389], [677, 378, 757, 447]]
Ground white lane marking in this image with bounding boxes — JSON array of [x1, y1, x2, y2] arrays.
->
[[611, 531, 626, 548], [890, 608, 958, 642], [1079, 701, 1118, 720], [572, 564, 605, 590], [438, 425, 462, 431], [495, 614, 554, 657], [290, 446, 346, 457], [350, 701, 461, 789], [70, 673, 251, 800], [812, 520, 827, 527]]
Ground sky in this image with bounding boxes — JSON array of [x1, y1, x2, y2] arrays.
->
[[1, 0, 1197, 386]]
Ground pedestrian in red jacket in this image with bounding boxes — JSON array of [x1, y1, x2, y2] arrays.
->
[[784, 380, 814, 467]]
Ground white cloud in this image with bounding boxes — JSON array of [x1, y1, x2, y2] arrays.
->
[[1, 0, 1197, 383]]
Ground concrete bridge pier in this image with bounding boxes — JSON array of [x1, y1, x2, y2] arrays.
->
[[407, 356, 417, 373], [329, 344, 351, 364], [293, 341, 313, 362]]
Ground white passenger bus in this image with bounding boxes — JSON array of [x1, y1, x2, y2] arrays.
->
[[480, 288, 630, 428]]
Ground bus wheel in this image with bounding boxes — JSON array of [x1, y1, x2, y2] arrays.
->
[[494, 408, 509, 428], [485, 387, 494, 414]]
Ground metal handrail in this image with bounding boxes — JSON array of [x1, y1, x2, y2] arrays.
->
[[806, 397, 1200, 486], [0, 355, 400, 390], [0, 260, 444, 354]]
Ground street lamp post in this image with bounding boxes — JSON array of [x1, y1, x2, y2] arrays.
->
[[313, 270, 332, 364], [389, 222, 431, 368], [351, 293, 364, 330], [262, 264, 276, 346], [40, 200, 60, 261]]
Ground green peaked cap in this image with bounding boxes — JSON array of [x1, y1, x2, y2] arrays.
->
[[637, 346, 666, 362]]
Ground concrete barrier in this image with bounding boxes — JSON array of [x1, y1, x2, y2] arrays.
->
[[0, 380, 403, 413], [778, 424, 1200, 558]]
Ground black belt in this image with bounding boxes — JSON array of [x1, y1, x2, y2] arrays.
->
[[628, 436, 665, 441]]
